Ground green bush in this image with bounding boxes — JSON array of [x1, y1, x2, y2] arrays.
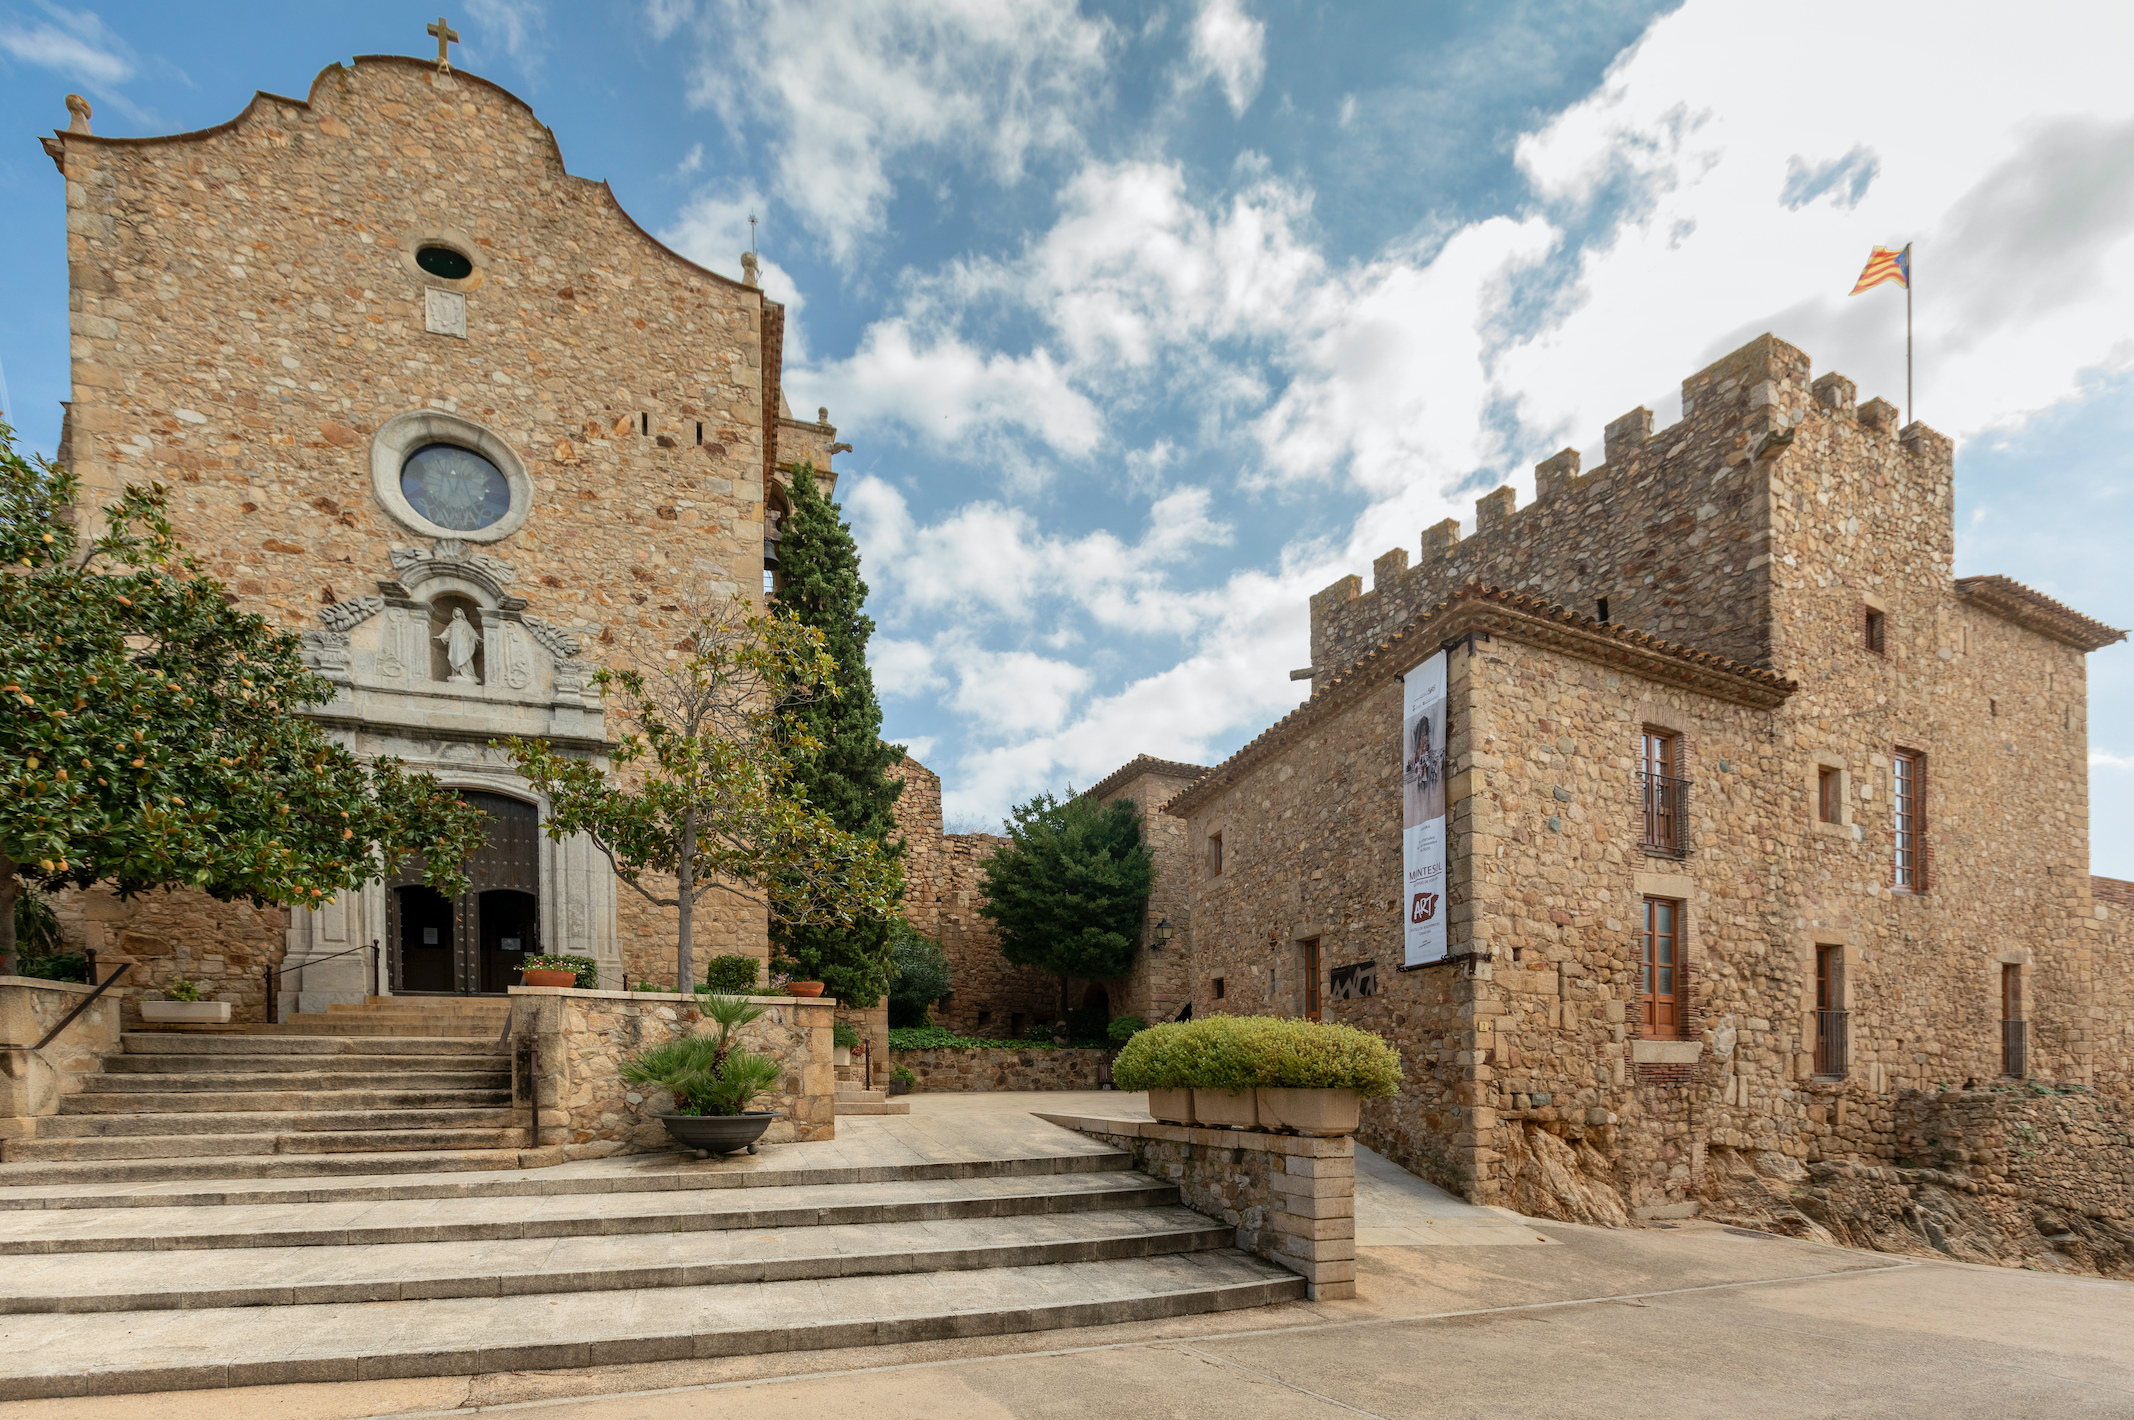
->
[[885, 921, 952, 1027], [1107, 1015, 1147, 1048], [702, 955, 761, 994], [886, 1025, 1092, 1052], [17, 952, 88, 983], [166, 979, 203, 1003], [1111, 1016, 1402, 1097], [832, 1020, 863, 1049], [1064, 1004, 1107, 1041], [14, 889, 64, 959], [619, 994, 781, 1116]]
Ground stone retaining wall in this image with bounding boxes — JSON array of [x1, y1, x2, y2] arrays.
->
[[1036, 1110, 1356, 1300], [511, 987, 834, 1157], [1, 976, 129, 1146], [890, 1046, 1111, 1092]]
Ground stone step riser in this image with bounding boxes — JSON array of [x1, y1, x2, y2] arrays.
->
[[0, 1260, 1303, 1401], [58, 1091, 513, 1115], [106, 1055, 507, 1075], [0, 1181, 1179, 1254], [1, 1223, 1235, 1314], [0, 1149, 547, 1189], [0, 1150, 1138, 1209], [249, 1025, 516, 1038], [120, 1034, 505, 1056], [30, 1107, 520, 1138], [80, 1072, 511, 1093], [3, 1127, 528, 1163]]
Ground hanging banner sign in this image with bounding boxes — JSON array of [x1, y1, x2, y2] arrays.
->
[[1402, 651, 1448, 967]]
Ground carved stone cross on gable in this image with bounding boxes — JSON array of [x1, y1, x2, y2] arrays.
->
[[428, 16, 460, 71]]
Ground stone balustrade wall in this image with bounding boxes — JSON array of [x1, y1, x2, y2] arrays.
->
[[1, 976, 128, 1148], [511, 987, 834, 1158]]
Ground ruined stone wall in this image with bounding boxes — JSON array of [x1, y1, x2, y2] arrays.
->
[[1307, 336, 1808, 684], [886, 758, 1055, 1032], [46, 55, 798, 993], [1088, 765, 1204, 1027], [2082, 877, 2134, 1102]]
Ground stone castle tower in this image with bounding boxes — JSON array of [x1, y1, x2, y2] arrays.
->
[[39, 50, 845, 1015]]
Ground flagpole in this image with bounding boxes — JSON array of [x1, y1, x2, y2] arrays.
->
[[1905, 242, 1913, 427]]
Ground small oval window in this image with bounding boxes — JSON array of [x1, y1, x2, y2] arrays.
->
[[415, 245, 474, 281]]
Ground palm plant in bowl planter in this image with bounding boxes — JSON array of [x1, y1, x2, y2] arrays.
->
[[621, 994, 783, 1155]]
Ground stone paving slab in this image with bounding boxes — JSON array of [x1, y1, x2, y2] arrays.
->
[[0, 1250, 1305, 1400], [1351, 1144, 1560, 1246], [0, 1206, 1232, 1312], [0, 1170, 1173, 1254]]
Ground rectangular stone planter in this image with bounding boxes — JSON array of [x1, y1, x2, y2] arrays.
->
[[1255, 1087, 1359, 1137], [1192, 1087, 1258, 1128], [1147, 1087, 1196, 1124], [140, 1001, 232, 1025]]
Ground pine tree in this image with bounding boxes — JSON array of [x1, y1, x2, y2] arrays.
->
[[769, 463, 907, 1007], [977, 792, 1153, 1020]]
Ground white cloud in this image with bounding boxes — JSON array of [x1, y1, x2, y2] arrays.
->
[[2093, 750, 2134, 771], [464, 0, 549, 83], [659, 0, 1112, 263], [0, 8, 132, 87], [657, 186, 808, 357], [1179, 0, 1266, 116]]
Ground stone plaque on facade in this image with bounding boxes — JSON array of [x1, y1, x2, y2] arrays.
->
[[424, 287, 467, 339]]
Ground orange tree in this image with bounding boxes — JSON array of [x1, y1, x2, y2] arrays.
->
[[502, 592, 902, 994], [0, 423, 488, 976]]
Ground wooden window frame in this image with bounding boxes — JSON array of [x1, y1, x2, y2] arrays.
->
[[1638, 896, 1685, 1040], [1208, 832, 1223, 878], [1301, 938, 1322, 1022], [1817, 765, 1842, 824], [1893, 748, 1926, 892], [1864, 606, 1886, 654], [1639, 728, 1687, 856]]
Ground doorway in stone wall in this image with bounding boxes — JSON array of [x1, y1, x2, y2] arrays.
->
[[388, 791, 541, 995]]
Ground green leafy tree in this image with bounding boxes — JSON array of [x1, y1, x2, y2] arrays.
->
[[0, 423, 488, 974], [976, 792, 1154, 1019], [502, 591, 901, 994], [885, 919, 953, 1027], [768, 463, 907, 1007]]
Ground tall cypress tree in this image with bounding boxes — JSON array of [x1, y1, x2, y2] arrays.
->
[[769, 463, 906, 1006]]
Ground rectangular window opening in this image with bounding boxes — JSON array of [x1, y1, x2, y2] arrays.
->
[[1208, 832, 1223, 877], [1894, 749, 1925, 891], [1865, 606, 1886, 654], [1639, 897, 1683, 1039], [1212, 975, 1226, 1000], [695, 421, 704, 445], [1817, 766, 1842, 824], [1815, 945, 1848, 1078], [2001, 964, 2025, 1078], [1596, 597, 1610, 623], [1640, 730, 1685, 855], [640, 412, 650, 436], [1301, 938, 1322, 1022]]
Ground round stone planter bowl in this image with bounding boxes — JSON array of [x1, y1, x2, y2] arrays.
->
[[659, 1111, 774, 1157], [787, 981, 826, 998], [1255, 1087, 1360, 1137], [519, 969, 577, 988]]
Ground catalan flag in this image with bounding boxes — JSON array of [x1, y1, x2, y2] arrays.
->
[[1851, 244, 1910, 295]]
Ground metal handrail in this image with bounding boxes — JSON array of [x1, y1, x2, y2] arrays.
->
[[33, 963, 132, 1051], [264, 940, 378, 1025]]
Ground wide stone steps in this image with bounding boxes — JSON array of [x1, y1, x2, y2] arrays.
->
[[837, 1085, 912, 1116], [0, 1147, 543, 1188], [68, 1081, 510, 1107], [0, 1151, 1302, 1400], [0, 1169, 1175, 1254], [3, 1124, 530, 1163], [110, 1033, 507, 1061], [0, 1207, 1234, 1313], [32, 1103, 519, 1136]]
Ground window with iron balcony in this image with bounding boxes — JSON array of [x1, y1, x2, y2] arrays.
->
[[1638, 729, 1689, 856]]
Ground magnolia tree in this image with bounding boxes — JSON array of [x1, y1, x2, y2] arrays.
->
[[502, 592, 902, 993], [0, 424, 489, 976]]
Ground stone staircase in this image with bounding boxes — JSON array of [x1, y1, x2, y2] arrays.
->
[[0, 1025, 529, 1186], [0, 1146, 1305, 1399], [836, 1080, 912, 1116], [260, 995, 514, 1037]]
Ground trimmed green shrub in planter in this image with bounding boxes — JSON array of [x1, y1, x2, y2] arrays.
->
[[832, 1020, 863, 1050], [702, 955, 761, 995], [1112, 1016, 1402, 1095]]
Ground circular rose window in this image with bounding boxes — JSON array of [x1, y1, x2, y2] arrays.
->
[[399, 443, 512, 533]]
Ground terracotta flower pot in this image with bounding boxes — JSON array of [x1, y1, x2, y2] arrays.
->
[[1191, 1087, 1258, 1129], [520, 969, 576, 987], [787, 981, 826, 997], [1146, 1087, 1196, 1125], [1255, 1087, 1360, 1137]]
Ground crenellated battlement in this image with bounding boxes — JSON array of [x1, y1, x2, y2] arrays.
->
[[1305, 333, 1951, 685]]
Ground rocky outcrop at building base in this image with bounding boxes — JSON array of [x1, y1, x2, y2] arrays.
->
[[1499, 1122, 1630, 1227], [1700, 1086, 2134, 1278]]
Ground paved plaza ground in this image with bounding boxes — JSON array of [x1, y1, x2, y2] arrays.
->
[[4, 1093, 2128, 1419]]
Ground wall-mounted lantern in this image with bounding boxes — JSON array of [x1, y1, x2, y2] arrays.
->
[[1152, 918, 1174, 950]]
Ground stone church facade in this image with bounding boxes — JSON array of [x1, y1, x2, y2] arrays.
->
[[1164, 334, 2134, 1228], [39, 53, 842, 1017]]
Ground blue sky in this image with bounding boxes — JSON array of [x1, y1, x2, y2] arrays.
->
[[5, 1, 2134, 872]]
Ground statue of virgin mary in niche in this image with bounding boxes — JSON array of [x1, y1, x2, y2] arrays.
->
[[436, 607, 482, 684]]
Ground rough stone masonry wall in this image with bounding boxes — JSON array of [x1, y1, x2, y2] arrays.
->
[[1089, 765, 1204, 1028], [513, 987, 833, 1155], [2085, 877, 2134, 1101], [888, 1046, 1111, 1092], [2, 976, 128, 1149], [1038, 1111, 1357, 1300], [1308, 335, 1803, 684], [46, 55, 792, 993], [48, 888, 287, 1027], [888, 758, 1057, 1033]]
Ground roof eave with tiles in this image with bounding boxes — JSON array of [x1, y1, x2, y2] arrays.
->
[[1954, 575, 2126, 652]]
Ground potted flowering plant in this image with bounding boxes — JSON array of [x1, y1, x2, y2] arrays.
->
[[141, 978, 232, 1025], [621, 993, 783, 1155], [517, 954, 583, 988]]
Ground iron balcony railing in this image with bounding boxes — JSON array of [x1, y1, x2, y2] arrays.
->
[[1814, 1009, 1849, 1079], [1638, 771, 1691, 855], [2002, 1019, 2027, 1078]]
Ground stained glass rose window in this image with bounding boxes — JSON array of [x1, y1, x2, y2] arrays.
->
[[400, 444, 511, 533]]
